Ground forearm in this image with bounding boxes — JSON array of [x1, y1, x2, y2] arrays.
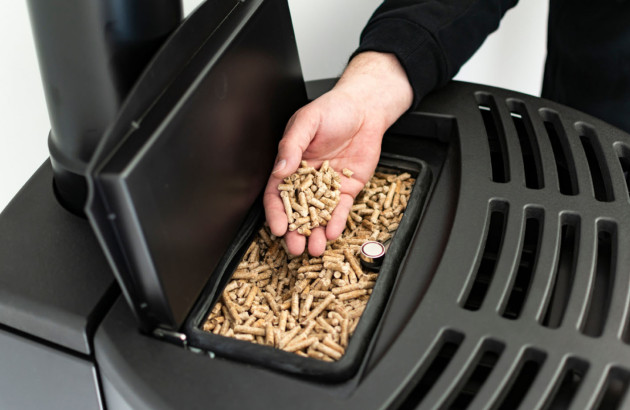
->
[[356, 0, 519, 108]]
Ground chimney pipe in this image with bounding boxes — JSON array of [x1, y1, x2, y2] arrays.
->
[[27, 0, 183, 214]]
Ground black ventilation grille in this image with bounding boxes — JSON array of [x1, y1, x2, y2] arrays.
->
[[614, 142, 630, 201], [509, 99, 544, 189], [546, 358, 589, 409], [380, 83, 630, 410], [477, 93, 510, 183], [580, 222, 617, 338], [578, 123, 615, 202], [541, 216, 580, 329], [501, 209, 542, 320], [398, 331, 465, 409], [462, 202, 508, 311], [495, 349, 546, 409], [446, 339, 504, 409], [595, 367, 630, 410], [541, 109, 579, 196]]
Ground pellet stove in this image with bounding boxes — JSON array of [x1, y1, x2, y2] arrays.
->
[[3, 1, 630, 409]]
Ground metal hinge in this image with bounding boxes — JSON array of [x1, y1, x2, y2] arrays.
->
[[152, 328, 216, 357], [153, 328, 188, 348]]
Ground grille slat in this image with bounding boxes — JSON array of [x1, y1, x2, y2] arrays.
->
[[559, 218, 608, 335], [577, 123, 615, 202], [494, 94, 529, 187], [620, 229, 630, 344], [565, 362, 623, 410], [580, 222, 617, 338], [508, 99, 544, 189], [443, 339, 505, 409], [540, 109, 580, 196], [500, 353, 564, 410], [397, 331, 465, 409], [609, 224, 630, 343], [594, 367, 630, 410], [518, 209, 561, 322], [527, 107, 562, 191], [501, 208, 543, 320], [613, 142, 630, 203], [544, 357, 590, 410], [540, 215, 580, 329], [410, 336, 493, 409], [462, 202, 509, 311], [476, 93, 510, 183], [493, 348, 547, 410]]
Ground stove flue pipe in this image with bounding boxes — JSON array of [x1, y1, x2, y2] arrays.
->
[[26, 0, 183, 214]]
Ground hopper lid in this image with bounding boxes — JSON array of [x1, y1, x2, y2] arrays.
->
[[85, 0, 306, 331]]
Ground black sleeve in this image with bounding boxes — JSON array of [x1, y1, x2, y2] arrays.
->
[[353, 0, 519, 108]]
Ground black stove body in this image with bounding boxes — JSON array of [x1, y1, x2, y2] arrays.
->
[[4, 1, 630, 409]]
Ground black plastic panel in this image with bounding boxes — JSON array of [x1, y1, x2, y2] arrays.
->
[[0, 328, 101, 409], [0, 161, 115, 354], [87, 0, 307, 330]]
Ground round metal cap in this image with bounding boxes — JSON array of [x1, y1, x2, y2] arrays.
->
[[360, 241, 386, 270]]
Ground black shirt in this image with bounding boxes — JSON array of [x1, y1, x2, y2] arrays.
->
[[355, 0, 630, 133]]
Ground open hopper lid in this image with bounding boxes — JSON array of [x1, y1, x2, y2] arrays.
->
[[85, 0, 306, 332]]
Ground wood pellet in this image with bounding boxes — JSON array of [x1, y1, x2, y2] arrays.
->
[[202, 169, 415, 361], [279, 160, 352, 236]]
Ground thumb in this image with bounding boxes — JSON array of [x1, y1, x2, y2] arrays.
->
[[271, 108, 319, 178]]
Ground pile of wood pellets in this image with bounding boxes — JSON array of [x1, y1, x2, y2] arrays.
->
[[278, 160, 353, 236], [202, 167, 415, 361]]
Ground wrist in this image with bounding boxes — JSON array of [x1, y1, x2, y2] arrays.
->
[[335, 51, 413, 128]]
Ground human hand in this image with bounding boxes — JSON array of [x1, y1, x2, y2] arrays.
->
[[264, 52, 413, 256]]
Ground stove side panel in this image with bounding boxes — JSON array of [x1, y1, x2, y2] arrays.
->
[[0, 328, 101, 410]]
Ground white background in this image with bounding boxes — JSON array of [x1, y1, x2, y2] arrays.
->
[[0, 0, 547, 212]]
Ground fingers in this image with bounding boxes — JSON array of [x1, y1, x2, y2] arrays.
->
[[285, 230, 306, 256], [307, 227, 327, 256], [338, 174, 369, 201], [263, 173, 288, 237], [325, 193, 354, 241], [267, 106, 323, 254], [272, 109, 319, 179], [284, 229, 325, 257], [266, 110, 315, 237]]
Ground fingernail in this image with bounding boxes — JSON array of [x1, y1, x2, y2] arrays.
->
[[272, 159, 286, 174]]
